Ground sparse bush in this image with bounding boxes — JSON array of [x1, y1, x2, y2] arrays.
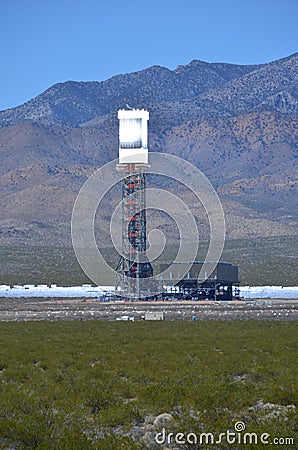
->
[[0, 321, 296, 448]]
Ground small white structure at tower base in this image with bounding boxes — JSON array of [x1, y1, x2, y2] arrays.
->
[[144, 311, 165, 321]]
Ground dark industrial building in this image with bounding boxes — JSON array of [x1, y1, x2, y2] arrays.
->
[[159, 261, 240, 300], [114, 109, 240, 301]]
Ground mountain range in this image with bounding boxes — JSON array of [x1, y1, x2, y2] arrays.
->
[[0, 53, 297, 254]]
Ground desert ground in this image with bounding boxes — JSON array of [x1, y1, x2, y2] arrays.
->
[[0, 297, 297, 321]]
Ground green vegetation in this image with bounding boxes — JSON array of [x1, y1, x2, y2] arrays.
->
[[0, 246, 91, 287], [221, 236, 298, 286], [0, 321, 297, 449]]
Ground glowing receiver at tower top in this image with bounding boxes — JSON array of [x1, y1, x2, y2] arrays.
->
[[118, 109, 149, 164]]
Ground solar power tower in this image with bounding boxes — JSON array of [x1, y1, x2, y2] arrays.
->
[[115, 109, 153, 299]]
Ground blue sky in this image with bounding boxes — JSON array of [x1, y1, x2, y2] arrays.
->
[[1, 0, 297, 111]]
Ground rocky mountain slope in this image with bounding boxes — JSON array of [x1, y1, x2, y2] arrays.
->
[[0, 60, 262, 127], [0, 53, 297, 248]]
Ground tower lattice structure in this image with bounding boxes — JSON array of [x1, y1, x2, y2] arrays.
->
[[115, 163, 153, 299], [115, 109, 153, 299]]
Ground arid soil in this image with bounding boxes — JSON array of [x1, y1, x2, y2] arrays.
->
[[0, 298, 297, 321]]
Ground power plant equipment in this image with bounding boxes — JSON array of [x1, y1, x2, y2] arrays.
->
[[115, 109, 153, 299]]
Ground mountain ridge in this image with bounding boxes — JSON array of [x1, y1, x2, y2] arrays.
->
[[0, 53, 297, 249], [3, 55, 296, 128]]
